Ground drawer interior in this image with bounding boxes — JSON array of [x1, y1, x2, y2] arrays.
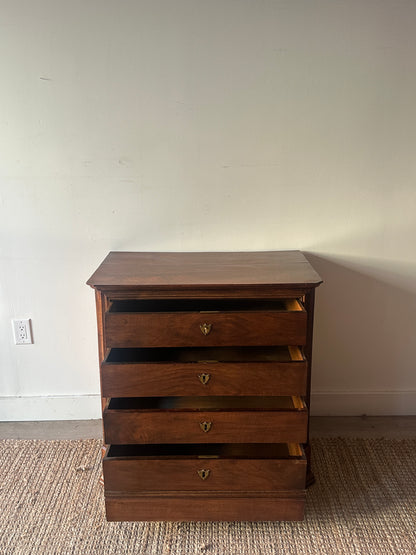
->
[[104, 345, 305, 364], [105, 443, 305, 460], [107, 396, 306, 411], [108, 298, 304, 313]]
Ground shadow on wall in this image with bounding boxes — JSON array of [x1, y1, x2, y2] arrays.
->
[[303, 253, 416, 416]]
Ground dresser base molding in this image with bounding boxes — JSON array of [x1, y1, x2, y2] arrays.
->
[[105, 492, 306, 522]]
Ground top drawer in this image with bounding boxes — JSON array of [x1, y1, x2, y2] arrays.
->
[[104, 298, 307, 348]]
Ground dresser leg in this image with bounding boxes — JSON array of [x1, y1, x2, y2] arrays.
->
[[99, 444, 107, 487], [304, 443, 315, 487]]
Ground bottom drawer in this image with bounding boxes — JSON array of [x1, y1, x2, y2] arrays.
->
[[103, 443, 306, 492]]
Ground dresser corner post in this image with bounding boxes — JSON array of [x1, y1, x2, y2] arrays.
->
[[303, 287, 316, 487], [93, 291, 110, 448], [93, 288, 110, 491]]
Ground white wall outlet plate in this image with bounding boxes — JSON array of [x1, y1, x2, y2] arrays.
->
[[12, 319, 33, 344]]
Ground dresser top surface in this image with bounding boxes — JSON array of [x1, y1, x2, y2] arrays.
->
[[87, 251, 322, 290]]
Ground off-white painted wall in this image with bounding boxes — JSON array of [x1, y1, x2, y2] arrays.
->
[[1, 0, 415, 420]]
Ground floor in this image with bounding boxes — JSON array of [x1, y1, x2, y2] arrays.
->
[[0, 416, 415, 440]]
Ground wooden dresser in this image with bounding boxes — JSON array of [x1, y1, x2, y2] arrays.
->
[[87, 251, 322, 522]]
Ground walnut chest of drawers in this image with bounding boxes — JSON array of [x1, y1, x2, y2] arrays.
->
[[87, 251, 322, 522]]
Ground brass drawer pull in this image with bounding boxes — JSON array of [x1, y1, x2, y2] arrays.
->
[[197, 469, 210, 480], [199, 323, 212, 336], [200, 421, 212, 433], [198, 373, 211, 385]]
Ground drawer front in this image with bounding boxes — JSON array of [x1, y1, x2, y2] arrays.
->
[[103, 408, 308, 445], [104, 310, 307, 348], [103, 446, 306, 492], [101, 360, 307, 397]]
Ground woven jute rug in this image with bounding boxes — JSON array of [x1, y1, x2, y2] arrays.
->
[[0, 438, 415, 554]]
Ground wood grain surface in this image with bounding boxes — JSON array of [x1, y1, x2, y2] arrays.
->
[[87, 251, 322, 289]]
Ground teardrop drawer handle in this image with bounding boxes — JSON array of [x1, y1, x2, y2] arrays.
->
[[197, 469, 210, 480], [198, 373, 211, 385], [199, 421, 212, 433], [199, 323, 212, 336]]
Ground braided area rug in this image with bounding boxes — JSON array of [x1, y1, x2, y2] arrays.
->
[[0, 438, 415, 554]]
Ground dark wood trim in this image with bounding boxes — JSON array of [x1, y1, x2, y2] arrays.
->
[[105, 495, 305, 522], [94, 290, 107, 413], [90, 286, 318, 300], [303, 288, 316, 485]]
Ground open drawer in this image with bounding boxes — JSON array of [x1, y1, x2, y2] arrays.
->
[[103, 396, 308, 445], [104, 298, 307, 348], [103, 443, 307, 492], [101, 345, 307, 397]]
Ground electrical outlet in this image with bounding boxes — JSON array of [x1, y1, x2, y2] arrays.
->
[[12, 319, 33, 344]]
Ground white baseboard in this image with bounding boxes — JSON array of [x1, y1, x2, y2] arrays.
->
[[0, 391, 415, 421], [0, 395, 102, 421], [311, 391, 416, 416]]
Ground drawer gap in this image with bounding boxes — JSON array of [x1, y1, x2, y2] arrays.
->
[[105, 443, 305, 460], [105, 346, 305, 364], [107, 396, 305, 411], [108, 298, 304, 313]]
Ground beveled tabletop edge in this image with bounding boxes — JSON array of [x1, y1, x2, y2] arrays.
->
[[87, 250, 323, 290]]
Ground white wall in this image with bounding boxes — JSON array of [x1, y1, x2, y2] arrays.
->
[[1, 0, 415, 419]]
